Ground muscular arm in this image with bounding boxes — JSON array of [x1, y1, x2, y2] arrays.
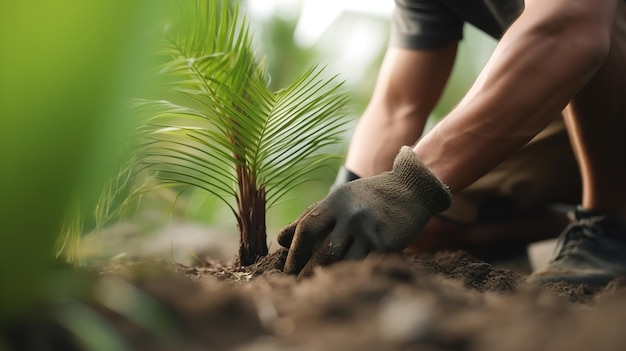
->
[[415, 0, 619, 193], [345, 43, 457, 177]]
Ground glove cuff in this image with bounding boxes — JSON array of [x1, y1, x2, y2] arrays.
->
[[330, 166, 361, 192], [392, 146, 452, 213]]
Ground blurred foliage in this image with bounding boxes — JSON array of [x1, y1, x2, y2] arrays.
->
[[246, 3, 317, 91], [0, 0, 161, 334]]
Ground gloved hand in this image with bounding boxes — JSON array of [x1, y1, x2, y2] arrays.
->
[[277, 146, 452, 277]]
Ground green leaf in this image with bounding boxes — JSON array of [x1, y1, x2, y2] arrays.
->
[[99, 0, 349, 263]]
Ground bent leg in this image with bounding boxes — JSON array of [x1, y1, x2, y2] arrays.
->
[[529, 3, 626, 285], [564, 3, 626, 219], [406, 118, 581, 267]]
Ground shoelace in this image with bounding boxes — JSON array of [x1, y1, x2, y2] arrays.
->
[[552, 219, 601, 261]]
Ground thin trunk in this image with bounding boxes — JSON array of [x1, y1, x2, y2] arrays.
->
[[230, 84, 269, 266], [235, 163, 268, 266]]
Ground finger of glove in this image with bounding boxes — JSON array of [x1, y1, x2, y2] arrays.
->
[[344, 238, 369, 261], [296, 226, 354, 278], [276, 222, 297, 248], [276, 204, 317, 248], [283, 204, 335, 275]]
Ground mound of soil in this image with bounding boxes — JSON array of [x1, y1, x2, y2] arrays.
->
[[8, 250, 626, 351]]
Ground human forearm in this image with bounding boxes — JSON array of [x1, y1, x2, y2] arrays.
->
[[345, 45, 457, 177], [415, 0, 617, 193]]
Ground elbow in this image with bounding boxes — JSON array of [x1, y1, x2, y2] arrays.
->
[[522, 5, 612, 73]]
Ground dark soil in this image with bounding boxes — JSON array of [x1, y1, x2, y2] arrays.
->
[[8, 250, 626, 351]]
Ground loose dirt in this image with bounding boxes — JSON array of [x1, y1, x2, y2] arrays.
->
[[8, 249, 626, 350]]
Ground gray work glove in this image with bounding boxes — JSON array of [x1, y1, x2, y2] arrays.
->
[[277, 146, 452, 277]]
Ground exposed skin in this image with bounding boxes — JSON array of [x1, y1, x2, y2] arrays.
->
[[562, 2, 626, 216], [407, 209, 572, 260], [415, 0, 625, 222], [279, 0, 626, 276], [345, 43, 458, 178], [349, 0, 624, 216], [343, 0, 626, 251]]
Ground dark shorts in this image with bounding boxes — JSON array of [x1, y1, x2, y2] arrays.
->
[[391, 0, 524, 49]]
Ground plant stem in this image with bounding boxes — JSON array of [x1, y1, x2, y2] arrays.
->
[[235, 163, 268, 266]]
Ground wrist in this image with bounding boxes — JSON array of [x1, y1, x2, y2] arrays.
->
[[392, 146, 452, 213]]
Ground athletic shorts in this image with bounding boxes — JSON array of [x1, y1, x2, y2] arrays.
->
[[391, 0, 524, 49]]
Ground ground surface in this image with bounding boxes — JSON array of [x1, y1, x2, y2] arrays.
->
[[9, 223, 626, 351], [78, 249, 626, 351]]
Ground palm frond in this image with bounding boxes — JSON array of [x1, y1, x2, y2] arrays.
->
[[100, 0, 349, 264]]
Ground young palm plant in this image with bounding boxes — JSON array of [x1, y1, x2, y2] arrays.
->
[[101, 1, 349, 265]]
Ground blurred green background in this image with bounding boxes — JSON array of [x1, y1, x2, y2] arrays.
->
[[0, 1, 499, 348], [0, 0, 497, 287], [0, 0, 164, 328]]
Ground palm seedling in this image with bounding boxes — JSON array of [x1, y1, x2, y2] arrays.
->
[[100, 1, 350, 265]]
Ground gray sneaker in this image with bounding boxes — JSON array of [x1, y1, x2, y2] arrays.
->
[[528, 207, 626, 286]]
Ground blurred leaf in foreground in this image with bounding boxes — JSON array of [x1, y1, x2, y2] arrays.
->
[[0, 0, 161, 322]]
